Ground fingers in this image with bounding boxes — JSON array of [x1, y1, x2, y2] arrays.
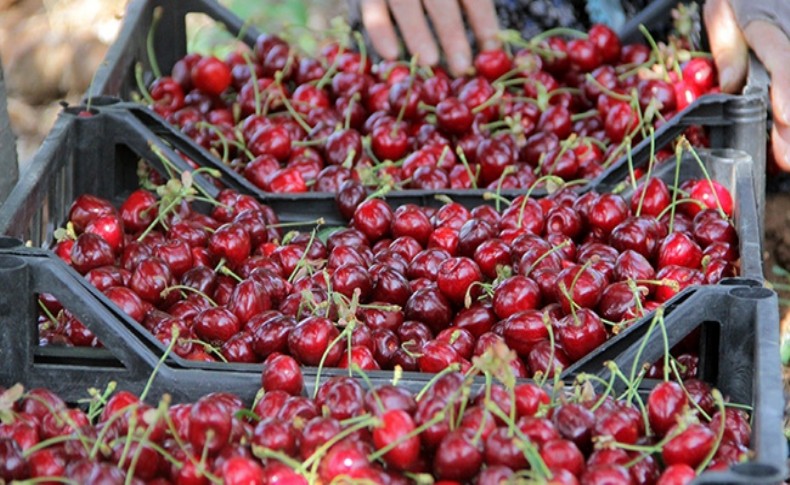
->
[[742, 20, 790, 169], [743, 21, 790, 125], [424, 0, 472, 76], [772, 124, 790, 171], [460, 0, 501, 51], [389, 0, 440, 66], [703, 0, 748, 93], [361, 0, 402, 60]]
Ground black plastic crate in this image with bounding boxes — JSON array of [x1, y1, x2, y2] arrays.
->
[[0, 246, 784, 484], [0, 105, 765, 283], [0, 105, 227, 246], [0, 104, 769, 391], [87, 0, 769, 209]]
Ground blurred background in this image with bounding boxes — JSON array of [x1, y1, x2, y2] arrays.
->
[[0, 0, 344, 164]]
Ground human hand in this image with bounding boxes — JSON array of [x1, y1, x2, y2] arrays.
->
[[359, 0, 500, 77], [704, 0, 790, 170]]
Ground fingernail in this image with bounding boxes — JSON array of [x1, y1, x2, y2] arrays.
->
[[451, 53, 471, 76], [481, 39, 500, 51], [718, 66, 737, 92]]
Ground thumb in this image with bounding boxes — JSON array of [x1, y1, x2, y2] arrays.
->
[[703, 0, 749, 93]]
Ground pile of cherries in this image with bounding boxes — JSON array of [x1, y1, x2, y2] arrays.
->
[[42, 158, 738, 379], [143, 20, 718, 193], [0, 353, 751, 484]]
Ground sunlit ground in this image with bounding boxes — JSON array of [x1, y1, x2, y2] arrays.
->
[[0, 0, 343, 165]]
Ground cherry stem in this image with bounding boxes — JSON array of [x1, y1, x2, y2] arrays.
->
[[628, 306, 665, 391], [492, 66, 528, 86], [580, 372, 617, 411], [349, 363, 385, 413], [83, 382, 117, 422], [497, 29, 565, 59], [184, 339, 229, 363], [276, 89, 313, 134], [253, 445, 307, 474], [23, 433, 93, 460], [683, 139, 729, 219], [343, 93, 360, 130], [195, 122, 231, 163], [529, 26, 589, 44], [145, 6, 163, 79], [414, 364, 462, 402], [635, 128, 657, 217], [656, 197, 706, 222], [570, 109, 599, 122], [287, 228, 320, 284], [668, 357, 711, 421], [485, 402, 552, 479], [87, 400, 140, 459], [161, 285, 218, 307], [241, 52, 263, 117], [303, 417, 376, 475], [524, 240, 570, 276], [368, 410, 446, 463], [140, 326, 179, 402], [269, 218, 326, 231], [135, 64, 156, 105], [584, 74, 632, 102], [311, 325, 353, 400], [493, 166, 517, 211], [455, 146, 479, 189], [638, 24, 670, 82], [613, 421, 686, 455], [160, 413, 221, 483], [123, 397, 168, 485], [353, 31, 368, 74], [392, 56, 419, 133], [536, 314, 559, 389], [696, 390, 726, 473], [314, 50, 342, 90], [37, 299, 60, 330], [471, 86, 505, 115], [14, 478, 79, 485]]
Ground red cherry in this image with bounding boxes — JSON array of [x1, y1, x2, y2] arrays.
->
[[657, 464, 696, 485], [191, 56, 231, 96], [68, 194, 116, 233], [433, 430, 484, 481], [188, 397, 232, 455], [682, 57, 716, 94], [262, 353, 303, 395], [84, 214, 124, 254], [657, 232, 703, 269], [493, 276, 542, 319], [567, 39, 602, 72], [436, 257, 483, 307], [685, 179, 733, 217], [288, 316, 342, 366], [540, 439, 585, 478], [436, 97, 474, 134], [373, 409, 420, 470], [208, 223, 251, 268], [353, 198, 393, 243], [648, 381, 688, 436], [474, 49, 513, 81], [662, 423, 716, 468], [555, 308, 607, 361], [220, 457, 264, 485], [70, 232, 116, 275], [631, 178, 671, 217], [588, 24, 621, 64]]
